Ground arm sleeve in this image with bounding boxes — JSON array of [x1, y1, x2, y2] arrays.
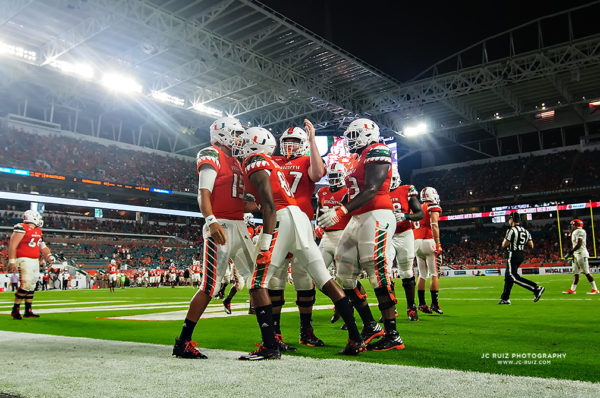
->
[[198, 167, 217, 192]]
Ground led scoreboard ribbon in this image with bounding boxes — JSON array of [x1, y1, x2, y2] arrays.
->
[[0, 166, 172, 195], [439, 201, 600, 221]]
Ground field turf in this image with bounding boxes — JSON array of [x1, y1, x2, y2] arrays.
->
[[1, 274, 598, 382]]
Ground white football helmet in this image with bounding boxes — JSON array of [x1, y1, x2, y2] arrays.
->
[[243, 213, 253, 224], [420, 187, 440, 204], [390, 168, 401, 191], [327, 162, 346, 188], [280, 126, 309, 158], [233, 127, 276, 157], [343, 118, 380, 152], [23, 210, 43, 227], [209, 117, 245, 148]]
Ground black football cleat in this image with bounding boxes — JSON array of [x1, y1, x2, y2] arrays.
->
[[238, 345, 281, 361], [407, 305, 419, 321], [339, 339, 366, 355], [172, 339, 208, 359], [248, 306, 255, 315], [330, 309, 341, 323], [533, 286, 545, 302], [11, 309, 22, 320], [497, 299, 511, 305], [299, 328, 325, 347], [223, 301, 232, 315], [360, 321, 384, 344], [23, 312, 40, 318], [275, 334, 297, 352], [430, 304, 443, 314], [366, 331, 405, 351], [340, 323, 348, 330], [418, 304, 433, 314]]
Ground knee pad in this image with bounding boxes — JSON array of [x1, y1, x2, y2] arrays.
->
[[268, 289, 285, 307], [295, 289, 316, 307], [401, 277, 415, 289], [374, 286, 398, 310], [15, 288, 28, 300], [344, 288, 367, 307]]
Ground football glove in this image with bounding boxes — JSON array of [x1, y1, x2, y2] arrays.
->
[[434, 244, 442, 255], [47, 255, 56, 264], [314, 226, 324, 239], [256, 250, 272, 266], [317, 205, 348, 228], [394, 211, 407, 223]]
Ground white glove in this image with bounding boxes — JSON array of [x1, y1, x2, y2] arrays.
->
[[47, 255, 56, 264], [317, 206, 348, 228], [394, 211, 407, 223]]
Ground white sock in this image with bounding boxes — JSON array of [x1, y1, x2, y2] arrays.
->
[[591, 281, 598, 291], [571, 283, 577, 291]]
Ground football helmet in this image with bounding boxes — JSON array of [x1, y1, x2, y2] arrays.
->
[[343, 118, 380, 152], [280, 127, 309, 158], [327, 162, 346, 188], [209, 117, 245, 148], [244, 213, 253, 224], [420, 187, 440, 204], [23, 210, 43, 227], [390, 168, 401, 191], [570, 219, 584, 229], [233, 127, 276, 157]]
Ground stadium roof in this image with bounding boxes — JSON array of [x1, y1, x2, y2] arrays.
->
[[1, 0, 599, 159]]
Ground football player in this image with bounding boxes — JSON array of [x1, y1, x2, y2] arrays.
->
[[389, 168, 423, 321], [563, 219, 598, 295], [270, 120, 327, 348], [414, 187, 443, 314], [236, 126, 366, 357], [320, 118, 404, 351], [8, 210, 55, 320], [172, 117, 256, 360], [108, 259, 118, 292]]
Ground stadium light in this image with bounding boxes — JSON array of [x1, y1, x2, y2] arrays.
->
[[101, 73, 143, 94], [49, 60, 94, 80], [0, 41, 37, 62], [192, 102, 223, 118], [403, 122, 429, 137], [151, 91, 185, 107]]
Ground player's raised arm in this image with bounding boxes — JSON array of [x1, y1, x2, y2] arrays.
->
[[305, 119, 326, 182]]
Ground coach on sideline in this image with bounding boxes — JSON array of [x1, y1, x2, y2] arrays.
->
[[498, 212, 545, 305]]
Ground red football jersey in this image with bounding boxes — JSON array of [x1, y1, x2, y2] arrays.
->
[[243, 153, 297, 211], [413, 202, 442, 240], [273, 156, 316, 219], [109, 265, 117, 274], [169, 265, 177, 273], [345, 143, 393, 215], [196, 145, 244, 220], [14, 223, 42, 259], [317, 186, 350, 231], [389, 184, 419, 233]]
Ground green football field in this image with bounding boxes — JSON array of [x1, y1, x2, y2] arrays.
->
[[1, 274, 598, 383]]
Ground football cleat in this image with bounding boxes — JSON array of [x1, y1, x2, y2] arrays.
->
[[562, 289, 576, 294], [497, 299, 511, 305], [339, 339, 366, 356], [366, 331, 405, 351], [330, 309, 341, 323], [418, 304, 433, 314], [223, 301, 232, 314], [238, 344, 281, 361], [11, 309, 22, 320], [248, 306, 255, 315], [172, 339, 208, 359], [23, 312, 40, 318], [340, 323, 348, 330], [275, 334, 297, 352], [588, 289, 599, 295], [533, 286, 545, 302], [407, 306, 419, 321], [430, 304, 443, 314], [299, 328, 325, 347], [360, 321, 384, 344]]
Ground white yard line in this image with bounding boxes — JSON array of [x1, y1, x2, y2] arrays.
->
[[0, 331, 597, 398]]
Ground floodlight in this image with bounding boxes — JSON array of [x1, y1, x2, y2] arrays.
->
[[403, 122, 428, 137], [0, 41, 37, 62], [101, 73, 143, 94], [151, 91, 185, 107], [49, 60, 94, 79], [192, 102, 223, 118]]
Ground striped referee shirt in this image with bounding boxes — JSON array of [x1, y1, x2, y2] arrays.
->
[[505, 225, 532, 252]]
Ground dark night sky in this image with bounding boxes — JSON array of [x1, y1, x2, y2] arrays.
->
[[259, 0, 596, 81]]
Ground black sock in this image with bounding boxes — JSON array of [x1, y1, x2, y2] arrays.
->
[[354, 300, 375, 324], [334, 297, 361, 342], [431, 290, 439, 305], [179, 318, 197, 342], [300, 312, 312, 330], [218, 283, 228, 296], [272, 312, 281, 335], [402, 278, 415, 308], [224, 286, 237, 303], [383, 318, 397, 334], [12, 304, 20, 312], [25, 302, 32, 313], [255, 305, 276, 349], [418, 290, 426, 306]]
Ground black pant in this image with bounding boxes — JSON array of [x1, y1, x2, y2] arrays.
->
[[501, 251, 538, 300]]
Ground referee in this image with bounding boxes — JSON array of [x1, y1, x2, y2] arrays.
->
[[498, 213, 545, 304]]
